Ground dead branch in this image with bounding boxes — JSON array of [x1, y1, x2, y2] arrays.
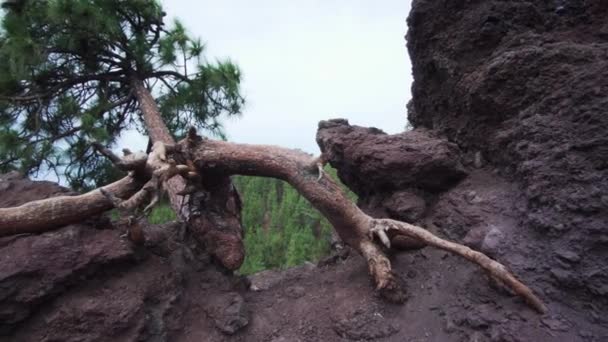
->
[[370, 219, 547, 313], [91, 141, 148, 172], [0, 176, 143, 236], [181, 134, 547, 313], [0, 130, 547, 313]]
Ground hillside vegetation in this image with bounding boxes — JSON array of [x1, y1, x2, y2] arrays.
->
[[236, 166, 357, 274], [146, 167, 354, 274]]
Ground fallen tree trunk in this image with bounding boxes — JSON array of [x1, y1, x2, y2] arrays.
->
[[0, 176, 142, 236], [0, 132, 547, 313], [181, 134, 547, 313]]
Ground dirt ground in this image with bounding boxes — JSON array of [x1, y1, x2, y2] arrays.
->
[[2, 0, 608, 341], [1, 166, 605, 341]]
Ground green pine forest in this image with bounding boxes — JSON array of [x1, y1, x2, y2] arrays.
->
[[146, 167, 355, 275]]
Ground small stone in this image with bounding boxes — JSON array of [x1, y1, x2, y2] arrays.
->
[[285, 286, 306, 299], [463, 226, 490, 249], [555, 250, 581, 263], [215, 294, 249, 335], [466, 312, 491, 329], [474, 151, 485, 168], [549, 268, 579, 288], [541, 317, 570, 332], [464, 190, 478, 202], [481, 227, 503, 255]]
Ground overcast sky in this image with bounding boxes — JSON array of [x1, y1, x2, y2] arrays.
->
[[121, 1, 413, 153]]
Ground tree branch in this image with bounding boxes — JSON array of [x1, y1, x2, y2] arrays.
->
[[149, 70, 191, 83], [181, 135, 547, 313], [0, 176, 143, 236], [0, 133, 547, 314]]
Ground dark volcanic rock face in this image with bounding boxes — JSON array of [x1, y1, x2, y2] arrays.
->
[[313, 1, 608, 340], [0, 174, 250, 341], [407, 0, 608, 239], [408, 0, 608, 304], [317, 119, 467, 195]]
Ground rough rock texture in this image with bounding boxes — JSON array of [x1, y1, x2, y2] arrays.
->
[[1, 172, 587, 342], [0, 174, 251, 341], [2, 1, 608, 341], [407, 0, 608, 329], [316, 119, 467, 245], [317, 119, 467, 195]]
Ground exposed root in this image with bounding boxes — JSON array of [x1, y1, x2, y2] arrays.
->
[[369, 223, 391, 249], [359, 240, 406, 303], [370, 219, 547, 314], [1, 129, 546, 316], [180, 131, 546, 314], [95, 141, 196, 215]]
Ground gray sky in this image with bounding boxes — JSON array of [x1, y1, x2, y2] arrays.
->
[[120, 0, 413, 153]]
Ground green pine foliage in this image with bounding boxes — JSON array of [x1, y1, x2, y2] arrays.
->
[[234, 167, 356, 275], [0, 0, 244, 190], [147, 203, 176, 224]]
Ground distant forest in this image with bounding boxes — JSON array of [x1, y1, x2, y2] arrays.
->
[[146, 167, 355, 274], [234, 166, 356, 274]]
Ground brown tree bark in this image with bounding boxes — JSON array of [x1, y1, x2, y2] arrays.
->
[[0, 135, 547, 313], [131, 79, 184, 214], [182, 136, 547, 313], [0, 176, 142, 236], [131, 79, 245, 270]]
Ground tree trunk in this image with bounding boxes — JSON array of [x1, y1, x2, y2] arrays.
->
[[0, 176, 142, 236], [131, 79, 245, 270], [0, 135, 547, 313], [182, 136, 547, 313], [131, 79, 184, 214]]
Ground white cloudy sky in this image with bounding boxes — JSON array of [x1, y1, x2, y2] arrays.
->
[[121, 0, 413, 153]]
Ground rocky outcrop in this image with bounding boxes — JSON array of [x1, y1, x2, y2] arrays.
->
[[407, 0, 608, 318], [0, 174, 250, 341], [317, 119, 466, 237], [317, 119, 467, 195], [312, 1, 608, 340], [2, 1, 608, 341], [407, 0, 608, 237]]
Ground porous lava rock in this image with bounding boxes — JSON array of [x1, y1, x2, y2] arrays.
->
[[317, 119, 467, 195], [407, 0, 608, 320]]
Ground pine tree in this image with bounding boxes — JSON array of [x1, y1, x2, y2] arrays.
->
[[0, 0, 243, 190], [233, 175, 335, 273]]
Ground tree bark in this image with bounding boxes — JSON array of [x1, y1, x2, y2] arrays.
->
[[182, 136, 547, 313], [131, 79, 245, 270], [0, 135, 547, 313], [131, 79, 184, 213], [0, 176, 142, 236]]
